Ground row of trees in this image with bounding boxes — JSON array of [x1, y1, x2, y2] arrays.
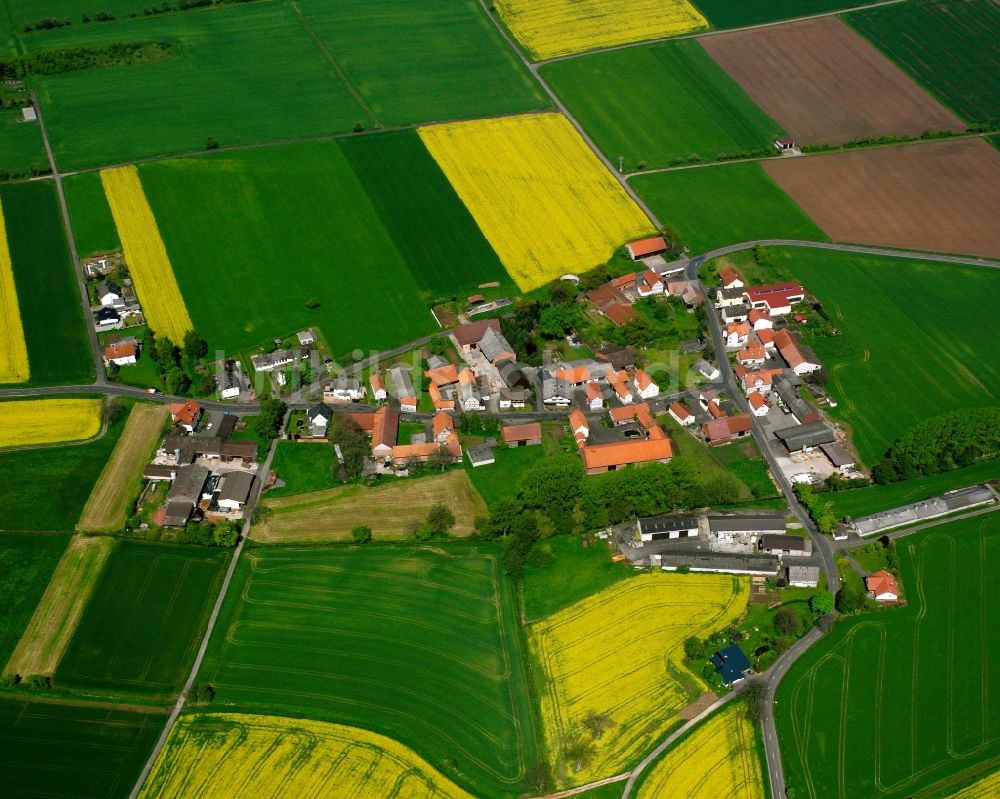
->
[[109, 329, 211, 396], [0, 42, 173, 79]]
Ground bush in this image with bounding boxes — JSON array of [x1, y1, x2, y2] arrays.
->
[[351, 525, 372, 544]]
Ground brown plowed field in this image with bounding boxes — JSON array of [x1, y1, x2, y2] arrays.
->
[[700, 17, 964, 145], [763, 138, 1000, 259]]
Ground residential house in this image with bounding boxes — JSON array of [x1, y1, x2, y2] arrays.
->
[[324, 375, 365, 402], [424, 362, 460, 389], [94, 306, 121, 331], [866, 570, 900, 602], [633, 369, 658, 400], [711, 645, 751, 687], [169, 400, 202, 433], [541, 370, 573, 406], [96, 280, 124, 308], [457, 369, 483, 411], [307, 402, 333, 437], [725, 321, 751, 348], [103, 342, 137, 367], [717, 286, 746, 308], [606, 370, 632, 405], [503, 422, 542, 448], [432, 411, 454, 444], [748, 308, 773, 330], [741, 368, 782, 396], [219, 362, 241, 400], [568, 408, 590, 444], [668, 402, 695, 426], [554, 364, 594, 387], [637, 269, 664, 297], [369, 373, 387, 402], [296, 330, 317, 346], [748, 391, 769, 417], [216, 471, 255, 512], [755, 329, 776, 350], [774, 329, 821, 375], [251, 347, 309, 373], [584, 381, 604, 410], [587, 284, 636, 326], [744, 282, 805, 316], [695, 360, 720, 381], [719, 267, 744, 290], [666, 280, 703, 308], [450, 319, 502, 356], [721, 304, 750, 323], [627, 236, 667, 261], [737, 346, 767, 367], [698, 388, 719, 410]]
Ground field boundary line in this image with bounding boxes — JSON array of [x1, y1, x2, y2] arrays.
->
[[533, 771, 629, 798]]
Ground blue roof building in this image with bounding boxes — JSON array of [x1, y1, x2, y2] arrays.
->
[[711, 644, 751, 686]]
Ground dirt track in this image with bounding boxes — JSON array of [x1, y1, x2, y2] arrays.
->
[[700, 17, 963, 145], [763, 138, 1000, 260]]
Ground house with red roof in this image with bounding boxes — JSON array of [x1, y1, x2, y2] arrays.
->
[[737, 346, 767, 367], [745, 282, 805, 316], [748, 308, 772, 330], [608, 370, 633, 404], [719, 266, 744, 290], [637, 268, 664, 297], [627, 236, 667, 261], [569, 408, 590, 444], [748, 391, 769, 417], [702, 414, 753, 446], [168, 400, 202, 433], [587, 284, 637, 327], [774, 329, 821, 376], [585, 381, 604, 410], [369, 373, 387, 402], [669, 402, 695, 426], [725, 321, 751, 348], [866, 570, 899, 602], [755, 329, 776, 349], [502, 422, 542, 448], [580, 437, 672, 475], [741, 368, 782, 396], [103, 342, 136, 367], [633, 369, 658, 400]]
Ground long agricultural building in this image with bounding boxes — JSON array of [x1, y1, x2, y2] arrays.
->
[[848, 484, 996, 536]]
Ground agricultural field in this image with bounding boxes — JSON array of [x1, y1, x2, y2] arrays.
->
[[777, 514, 1000, 799], [847, 0, 1000, 125], [5, 535, 114, 678], [0, 181, 93, 385], [420, 114, 655, 291], [0, 533, 69, 665], [340, 130, 514, 298], [494, 0, 707, 60], [101, 165, 193, 343], [693, 0, 879, 28], [265, 440, 337, 498], [56, 541, 227, 699], [138, 142, 435, 355], [700, 17, 964, 145], [754, 247, 1000, 465], [529, 572, 748, 785], [197, 546, 539, 798], [0, 697, 165, 799], [763, 138, 1000, 260], [0, 189, 29, 383], [0, 401, 129, 531], [0, 397, 103, 449], [139, 713, 476, 799], [947, 770, 1000, 799], [636, 702, 766, 799], [77, 403, 168, 533], [631, 162, 826, 253], [65, 172, 121, 257], [252, 469, 487, 543], [541, 40, 783, 171], [0, 108, 46, 177]]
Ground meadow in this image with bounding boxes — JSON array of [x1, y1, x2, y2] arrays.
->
[[139, 713, 476, 799], [769, 247, 1000, 465], [139, 142, 435, 355], [464, 443, 547, 507], [65, 171, 121, 256], [631, 162, 826, 253], [56, 541, 227, 699], [692, 0, 878, 29], [77, 403, 168, 532], [265, 440, 336, 498], [495, 0, 707, 60], [0, 401, 129, 531], [420, 114, 655, 291], [541, 40, 782, 171], [339, 130, 514, 298], [0, 697, 165, 799], [252, 470, 487, 542], [0, 188, 29, 383], [0, 108, 46, 176], [777, 514, 1000, 799], [636, 702, 766, 799], [197, 546, 540, 798], [5, 535, 114, 678], [0, 181, 93, 385], [0, 397, 103, 448], [847, 0, 1000, 125], [0, 533, 69, 665], [529, 572, 748, 785]]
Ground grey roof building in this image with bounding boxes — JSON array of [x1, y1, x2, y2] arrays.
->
[[540, 370, 572, 405], [850, 484, 995, 536], [760, 534, 811, 556], [217, 471, 255, 509], [774, 421, 835, 452], [708, 513, 786, 536], [787, 565, 820, 587], [820, 442, 855, 468], [466, 444, 495, 468], [478, 327, 515, 363], [774, 376, 818, 424], [637, 515, 700, 542], [167, 464, 210, 504], [389, 366, 415, 399]]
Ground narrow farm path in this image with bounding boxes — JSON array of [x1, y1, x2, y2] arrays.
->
[[535, 772, 629, 798]]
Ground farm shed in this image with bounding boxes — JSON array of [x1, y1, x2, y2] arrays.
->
[[759, 534, 811, 556], [787, 565, 820, 587], [774, 421, 835, 452], [502, 422, 542, 447], [466, 444, 495, 468], [627, 236, 667, 260], [216, 471, 256, 511], [708, 513, 786, 544], [636, 515, 699, 542]]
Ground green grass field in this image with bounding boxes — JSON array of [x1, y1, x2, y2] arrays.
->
[[65, 171, 121, 257], [463, 443, 547, 508], [0, 697, 164, 799], [0, 109, 46, 177], [847, 0, 1000, 125], [631, 162, 827, 253], [0, 181, 93, 386], [0, 533, 69, 664], [769, 248, 1000, 465], [693, 0, 878, 28], [7, 0, 159, 26], [777, 514, 1000, 798], [266, 440, 336, 498], [541, 40, 782, 171], [826, 459, 1000, 520], [197, 545, 540, 798], [0, 401, 128, 531], [139, 142, 435, 355], [340, 130, 514, 298], [56, 541, 227, 700]]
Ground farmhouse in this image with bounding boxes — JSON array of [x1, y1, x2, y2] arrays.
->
[[103, 342, 137, 367], [669, 402, 695, 426], [633, 369, 658, 399], [712, 644, 751, 687], [774, 421, 835, 452], [721, 304, 750, 323], [580, 437, 673, 475], [666, 280, 703, 308], [737, 346, 766, 366], [569, 408, 590, 442], [636, 515, 699, 542], [866, 570, 899, 602], [502, 422, 542, 448], [748, 391, 769, 417], [637, 269, 664, 297], [607, 371, 633, 404], [725, 321, 751, 348], [787, 565, 820, 588], [457, 369, 484, 411], [627, 236, 667, 260], [432, 411, 454, 444], [168, 400, 202, 433], [323, 375, 365, 403], [748, 308, 772, 330], [216, 471, 256, 512], [741, 368, 781, 396], [424, 362, 460, 388], [698, 388, 719, 409], [587, 284, 637, 326], [219, 361, 241, 400], [759, 534, 811, 557], [450, 319, 502, 356], [369, 373, 387, 402], [774, 329, 821, 375]]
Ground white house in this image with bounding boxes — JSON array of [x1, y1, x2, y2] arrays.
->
[[725, 322, 750, 348], [633, 369, 658, 400], [636, 269, 664, 297], [324, 376, 365, 402], [608, 372, 633, 404], [748, 391, 769, 417], [103, 342, 136, 367], [369, 373, 387, 402], [866, 570, 899, 602], [307, 402, 333, 435], [737, 347, 767, 367], [695, 360, 720, 382], [748, 309, 773, 331], [719, 267, 744, 290], [668, 402, 695, 426], [585, 381, 604, 411], [96, 280, 123, 308]]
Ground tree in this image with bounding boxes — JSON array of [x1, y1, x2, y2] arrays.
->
[[809, 590, 834, 615], [351, 525, 372, 544], [106, 397, 127, 425], [328, 414, 368, 481], [428, 445, 454, 472], [538, 303, 580, 338], [522, 761, 550, 795], [773, 608, 801, 636], [517, 455, 583, 529], [683, 636, 705, 661], [744, 680, 766, 724], [582, 710, 616, 740], [426, 502, 455, 535], [154, 336, 179, 372], [182, 330, 208, 360], [106, 362, 120, 378], [212, 523, 239, 547], [257, 398, 286, 440], [563, 734, 595, 773], [835, 585, 861, 614], [166, 367, 191, 396]]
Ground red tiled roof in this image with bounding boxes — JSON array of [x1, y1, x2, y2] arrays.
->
[[424, 364, 460, 386], [738, 346, 766, 363], [640, 269, 661, 289], [372, 406, 400, 451], [634, 369, 654, 391], [604, 303, 637, 326], [168, 400, 201, 426], [866, 570, 899, 597], [727, 414, 752, 434], [370, 374, 385, 392], [556, 365, 591, 384], [104, 342, 135, 360], [503, 422, 542, 443], [433, 411, 452, 438], [611, 273, 637, 289], [581, 437, 672, 470], [669, 402, 693, 421], [748, 391, 768, 411], [585, 382, 603, 402], [627, 236, 667, 258], [708, 401, 726, 419], [569, 408, 589, 432], [726, 321, 750, 337], [703, 418, 731, 444], [748, 308, 770, 324], [756, 329, 776, 346], [719, 266, 743, 287], [745, 282, 804, 299]]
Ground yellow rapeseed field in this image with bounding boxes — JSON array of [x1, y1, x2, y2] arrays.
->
[[139, 713, 477, 799], [0, 196, 30, 383], [638, 703, 765, 799], [495, 0, 708, 61], [947, 770, 1000, 798], [101, 165, 193, 343], [529, 572, 748, 785], [0, 398, 102, 448], [419, 113, 655, 291]]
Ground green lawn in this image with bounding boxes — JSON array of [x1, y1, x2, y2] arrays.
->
[[693, 0, 879, 28], [0, 697, 164, 799], [64, 171, 120, 257], [631, 162, 827, 254], [0, 400, 128, 532], [0, 181, 94, 386], [770, 248, 1000, 466], [0, 109, 46, 177], [541, 40, 782, 171], [522, 534, 634, 623], [825, 459, 1000, 520], [777, 514, 1000, 798], [847, 0, 1000, 125], [56, 541, 228, 701], [0, 533, 70, 664], [139, 142, 436, 356], [266, 440, 336, 498], [339, 130, 514, 299], [463, 443, 547, 508], [197, 545, 539, 799]]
